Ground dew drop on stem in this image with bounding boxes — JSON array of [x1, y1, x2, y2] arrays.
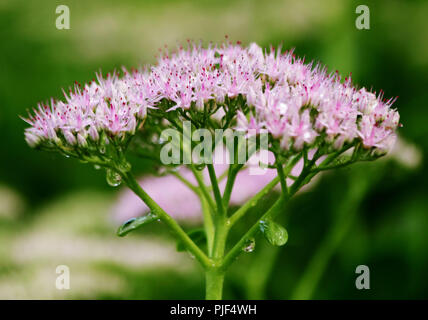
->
[[118, 160, 132, 172], [243, 238, 255, 253], [195, 163, 206, 171], [106, 169, 122, 187]]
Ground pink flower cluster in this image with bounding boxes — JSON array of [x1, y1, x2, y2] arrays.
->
[[237, 44, 400, 153], [23, 42, 399, 154], [23, 72, 151, 147]]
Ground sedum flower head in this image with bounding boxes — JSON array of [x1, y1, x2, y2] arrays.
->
[[23, 72, 149, 149], [23, 41, 400, 161]]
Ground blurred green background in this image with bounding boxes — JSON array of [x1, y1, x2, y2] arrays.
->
[[0, 0, 427, 299]]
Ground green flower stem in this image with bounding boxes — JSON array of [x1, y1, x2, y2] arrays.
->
[[212, 215, 229, 258], [207, 163, 225, 216], [222, 139, 243, 210], [205, 268, 225, 300], [205, 202, 229, 300], [276, 161, 288, 196], [121, 171, 212, 268], [201, 194, 215, 256], [222, 164, 242, 211]]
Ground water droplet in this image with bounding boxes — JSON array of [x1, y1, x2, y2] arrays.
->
[[243, 238, 255, 253], [99, 146, 106, 154], [122, 218, 136, 227], [94, 164, 101, 170], [195, 163, 206, 171], [118, 160, 132, 172], [117, 213, 159, 237], [106, 169, 122, 187], [259, 219, 288, 246]]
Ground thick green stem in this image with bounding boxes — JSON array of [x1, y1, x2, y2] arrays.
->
[[205, 268, 225, 300], [212, 216, 229, 259], [205, 205, 229, 300]]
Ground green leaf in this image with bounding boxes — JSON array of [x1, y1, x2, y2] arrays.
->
[[176, 228, 206, 252], [116, 213, 158, 237], [259, 219, 288, 246]]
